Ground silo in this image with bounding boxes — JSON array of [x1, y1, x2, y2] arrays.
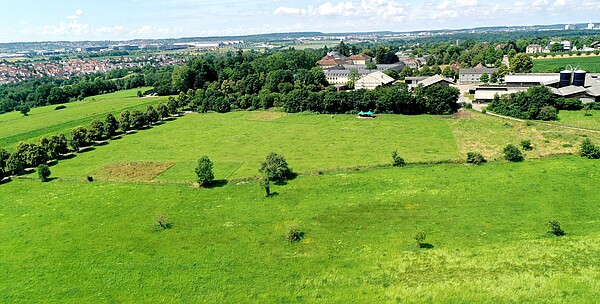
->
[[559, 70, 572, 88], [573, 70, 586, 87]]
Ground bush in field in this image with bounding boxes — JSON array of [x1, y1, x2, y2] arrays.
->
[[548, 220, 565, 236], [259, 152, 293, 182], [195, 156, 214, 186], [520, 140, 533, 151], [285, 226, 304, 242], [391, 150, 406, 167], [155, 213, 172, 230], [580, 138, 600, 159], [37, 164, 51, 182], [538, 106, 558, 121], [503, 144, 524, 162], [415, 231, 426, 248], [466, 152, 486, 165], [260, 178, 271, 197]]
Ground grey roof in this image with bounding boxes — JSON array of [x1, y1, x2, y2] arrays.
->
[[420, 75, 454, 87], [460, 68, 498, 74], [556, 85, 588, 96]]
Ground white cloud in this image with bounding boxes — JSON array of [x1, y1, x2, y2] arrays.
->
[[456, 0, 479, 7], [67, 9, 84, 20], [273, 0, 406, 21]]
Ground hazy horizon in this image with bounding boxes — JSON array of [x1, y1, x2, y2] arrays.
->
[[1, 0, 599, 43]]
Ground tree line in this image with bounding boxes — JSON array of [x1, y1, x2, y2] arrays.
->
[[0, 99, 180, 181], [487, 86, 584, 121]]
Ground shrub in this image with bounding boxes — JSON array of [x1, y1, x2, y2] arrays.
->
[[259, 152, 293, 182], [391, 150, 406, 167], [520, 140, 533, 151], [466, 152, 486, 165], [548, 220, 565, 236], [463, 103, 473, 109], [537, 106, 558, 121], [579, 138, 600, 159], [54, 105, 67, 110], [260, 178, 271, 197], [285, 226, 304, 242], [37, 164, 51, 182], [415, 231, 426, 248], [155, 213, 172, 230], [503, 144, 524, 162], [195, 156, 214, 186], [481, 108, 487, 114]]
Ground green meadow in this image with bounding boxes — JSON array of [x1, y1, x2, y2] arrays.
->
[[556, 109, 600, 131], [0, 88, 168, 150], [532, 55, 600, 73], [1, 157, 599, 302], [2, 89, 600, 302]]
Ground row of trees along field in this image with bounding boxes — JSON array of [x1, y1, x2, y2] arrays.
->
[[0, 100, 179, 180]]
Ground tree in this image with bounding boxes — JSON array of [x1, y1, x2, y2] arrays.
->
[[87, 119, 106, 141], [17, 104, 30, 116], [548, 220, 565, 236], [415, 231, 426, 248], [347, 69, 360, 88], [5, 153, 25, 175], [580, 138, 600, 159], [119, 110, 132, 132], [130, 109, 146, 129], [391, 150, 406, 167], [503, 144, 524, 162], [466, 152, 486, 165], [366, 62, 377, 70], [195, 156, 214, 186], [167, 96, 179, 115], [550, 43, 563, 52], [510, 53, 533, 74], [37, 164, 51, 182], [259, 152, 293, 182], [0, 147, 9, 171], [480, 73, 489, 83], [48, 134, 69, 159], [260, 178, 271, 197], [375, 46, 391, 64], [156, 103, 169, 120], [104, 113, 119, 137], [171, 65, 194, 93], [145, 105, 159, 124], [538, 106, 558, 121], [70, 126, 89, 151], [336, 40, 350, 57]]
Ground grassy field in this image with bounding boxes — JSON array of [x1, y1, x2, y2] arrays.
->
[[532, 55, 600, 72], [5, 105, 598, 182], [48, 112, 460, 182], [0, 88, 169, 150], [556, 109, 600, 130], [1, 156, 599, 302]]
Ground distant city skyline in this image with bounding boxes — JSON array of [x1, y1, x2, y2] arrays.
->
[[0, 0, 599, 43]]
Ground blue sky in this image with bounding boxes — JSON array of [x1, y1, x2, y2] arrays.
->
[[0, 0, 598, 42]]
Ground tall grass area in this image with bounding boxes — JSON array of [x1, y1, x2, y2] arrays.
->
[[531, 55, 600, 73], [556, 109, 600, 130], [1, 156, 599, 302], [0, 88, 168, 150], [48, 112, 460, 181]]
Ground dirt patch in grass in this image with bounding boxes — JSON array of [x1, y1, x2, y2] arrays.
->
[[92, 162, 175, 182], [246, 111, 287, 121], [453, 109, 475, 120]]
